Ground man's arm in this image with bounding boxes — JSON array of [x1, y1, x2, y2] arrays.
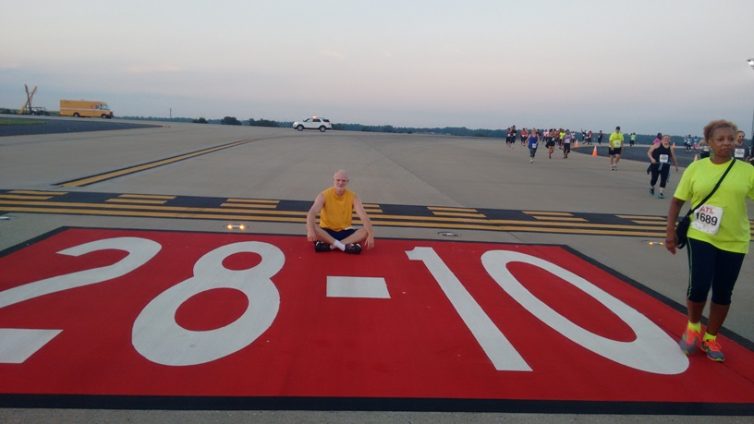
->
[[306, 193, 325, 242], [353, 196, 375, 249]]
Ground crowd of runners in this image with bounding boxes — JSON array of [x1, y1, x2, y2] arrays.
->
[[509, 125, 632, 167]]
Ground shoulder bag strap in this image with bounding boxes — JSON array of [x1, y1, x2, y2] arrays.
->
[[684, 159, 736, 218]]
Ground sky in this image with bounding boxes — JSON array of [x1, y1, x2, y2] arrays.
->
[[2, 0, 754, 135]]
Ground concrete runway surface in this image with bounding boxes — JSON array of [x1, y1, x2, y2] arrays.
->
[[0, 118, 752, 423]]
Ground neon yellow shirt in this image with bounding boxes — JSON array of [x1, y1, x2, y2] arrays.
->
[[674, 158, 754, 253], [319, 187, 355, 231], [609, 132, 624, 148]]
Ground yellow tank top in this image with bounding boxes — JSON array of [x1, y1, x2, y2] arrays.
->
[[319, 187, 354, 231]]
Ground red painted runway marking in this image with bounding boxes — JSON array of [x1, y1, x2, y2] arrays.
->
[[0, 228, 752, 405]]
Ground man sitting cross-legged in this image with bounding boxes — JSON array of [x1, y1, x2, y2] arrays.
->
[[306, 169, 374, 254]]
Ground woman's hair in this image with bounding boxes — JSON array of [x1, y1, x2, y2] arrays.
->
[[704, 120, 737, 141]]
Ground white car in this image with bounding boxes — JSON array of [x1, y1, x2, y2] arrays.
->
[[293, 117, 332, 132]]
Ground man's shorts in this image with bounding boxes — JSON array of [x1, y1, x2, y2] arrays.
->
[[609, 147, 622, 156], [324, 227, 356, 240]]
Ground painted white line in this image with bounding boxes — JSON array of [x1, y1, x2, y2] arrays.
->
[[0, 328, 62, 363], [326, 276, 390, 299]]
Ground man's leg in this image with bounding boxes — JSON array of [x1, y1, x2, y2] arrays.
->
[[314, 226, 336, 244], [313, 227, 347, 251], [340, 228, 367, 246]]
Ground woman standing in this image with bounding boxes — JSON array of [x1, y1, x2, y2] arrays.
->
[[666, 120, 754, 362], [647, 135, 678, 199]]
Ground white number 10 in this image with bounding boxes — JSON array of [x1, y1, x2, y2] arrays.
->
[[408, 247, 688, 375]]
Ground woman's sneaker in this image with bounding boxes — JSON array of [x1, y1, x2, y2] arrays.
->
[[679, 327, 701, 355], [344, 243, 362, 254], [701, 338, 725, 362]]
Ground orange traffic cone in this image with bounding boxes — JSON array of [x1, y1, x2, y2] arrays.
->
[[591, 145, 598, 157]]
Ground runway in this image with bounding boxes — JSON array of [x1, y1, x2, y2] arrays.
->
[[0, 117, 752, 423]]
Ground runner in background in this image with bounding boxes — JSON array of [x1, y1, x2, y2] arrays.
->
[[647, 135, 678, 199], [527, 130, 539, 163], [735, 130, 751, 163], [608, 126, 624, 171], [684, 134, 693, 151], [652, 133, 662, 145], [545, 129, 556, 159], [597, 130, 604, 145], [629, 132, 637, 147], [562, 130, 572, 158]]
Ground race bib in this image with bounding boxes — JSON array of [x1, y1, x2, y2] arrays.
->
[[735, 148, 745, 159], [692, 205, 723, 235], [659, 154, 669, 164]]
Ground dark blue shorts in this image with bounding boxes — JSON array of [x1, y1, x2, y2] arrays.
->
[[324, 228, 356, 240]]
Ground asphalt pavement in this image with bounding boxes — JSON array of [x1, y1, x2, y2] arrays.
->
[[0, 119, 752, 423]]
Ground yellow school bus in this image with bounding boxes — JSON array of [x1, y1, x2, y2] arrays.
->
[[59, 99, 113, 118]]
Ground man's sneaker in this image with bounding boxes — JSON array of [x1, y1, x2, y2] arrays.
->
[[658, 192, 664, 199], [314, 241, 331, 252], [701, 338, 725, 362], [649, 187, 655, 195], [679, 327, 702, 355], [344, 243, 362, 254]]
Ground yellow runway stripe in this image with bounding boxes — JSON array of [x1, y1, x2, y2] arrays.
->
[[523, 211, 574, 216], [1, 206, 307, 223], [428, 206, 479, 212], [531, 216, 588, 222], [106, 198, 168, 205], [431, 211, 486, 218], [59, 139, 250, 187], [221, 203, 279, 209], [369, 219, 665, 237], [618, 214, 665, 220], [0, 199, 306, 217], [118, 194, 176, 200], [0, 200, 669, 233], [0, 194, 53, 201], [2, 205, 665, 237], [8, 190, 66, 196], [225, 198, 279, 204]]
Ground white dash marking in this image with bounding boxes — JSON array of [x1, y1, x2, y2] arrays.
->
[[326, 276, 390, 299]]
